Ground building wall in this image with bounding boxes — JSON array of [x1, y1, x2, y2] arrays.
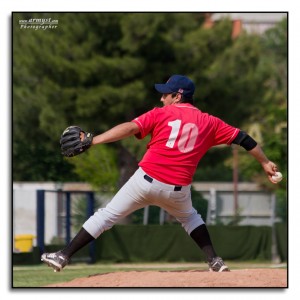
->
[[12, 182, 100, 250], [210, 12, 287, 36], [13, 182, 60, 248], [193, 182, 276, 226]]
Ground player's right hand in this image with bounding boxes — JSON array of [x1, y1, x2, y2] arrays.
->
[[261, 161, 278, 184]]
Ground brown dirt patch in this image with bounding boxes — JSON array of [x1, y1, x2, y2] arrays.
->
[[46, 269, 287, 288]]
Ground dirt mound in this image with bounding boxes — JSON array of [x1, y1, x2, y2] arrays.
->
[[46, 269, 287, 288]]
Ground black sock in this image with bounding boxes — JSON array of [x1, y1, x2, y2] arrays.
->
[[61, 227, 95, 258], [190, 224, 217, 262]]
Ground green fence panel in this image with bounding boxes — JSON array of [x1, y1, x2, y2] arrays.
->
[[275, 222, 287, 261], [12, 247, 41, 265], [13, 224, 287, 265], [207, 225, 272, 261], [96, 224, 203, 262], [95, 225, 274, 262]]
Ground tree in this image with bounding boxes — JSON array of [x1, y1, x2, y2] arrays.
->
[[13, 13, 146, 181], [13, 13, 286, 196], [12, 12, 205, 182], [238, 18, 287, 221]]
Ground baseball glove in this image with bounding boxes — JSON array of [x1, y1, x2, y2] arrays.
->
[[60, 126, 93, 157]]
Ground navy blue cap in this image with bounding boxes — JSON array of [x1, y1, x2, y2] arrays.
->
[[155, 75, 195, 98]]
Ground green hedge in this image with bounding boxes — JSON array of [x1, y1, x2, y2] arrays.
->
[[13, 224, 287, 265], [275, 222, 287, 261]]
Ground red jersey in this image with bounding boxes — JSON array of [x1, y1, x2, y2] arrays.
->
[[132, 103, 239, 185]]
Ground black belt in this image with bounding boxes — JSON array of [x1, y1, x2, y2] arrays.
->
[[143, 174, 182, 191]]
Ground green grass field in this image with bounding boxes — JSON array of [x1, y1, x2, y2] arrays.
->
[[12, 261, 287, 288]]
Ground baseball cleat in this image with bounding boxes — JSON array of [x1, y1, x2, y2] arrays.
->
[[208, 257, 230, 272], [41, 251, 69, 272]]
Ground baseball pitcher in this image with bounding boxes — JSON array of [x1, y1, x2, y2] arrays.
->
[[41, 75, 280, 272]]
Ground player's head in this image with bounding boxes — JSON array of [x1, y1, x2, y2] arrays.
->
[[155, 75, 195, 105]]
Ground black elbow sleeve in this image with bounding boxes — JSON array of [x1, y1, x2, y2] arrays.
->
[[232, 131, 257, 151]]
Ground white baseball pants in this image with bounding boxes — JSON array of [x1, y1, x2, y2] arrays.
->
[[83, 167, 204, 238]]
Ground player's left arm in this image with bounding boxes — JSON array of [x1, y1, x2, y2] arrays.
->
[[89, 122, 140, 145], [232, 131, 279, 184]]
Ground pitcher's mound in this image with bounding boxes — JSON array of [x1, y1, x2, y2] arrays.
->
[[46, 269, 287, 287]]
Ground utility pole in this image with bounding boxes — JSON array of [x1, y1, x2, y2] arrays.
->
[[233, 145, 239, 215]]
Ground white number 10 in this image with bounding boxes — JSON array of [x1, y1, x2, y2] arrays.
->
[[166, 119, 199, 153]]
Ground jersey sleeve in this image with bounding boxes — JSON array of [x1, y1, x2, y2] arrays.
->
[[213, 116, 240, 145], [132, 108, 157, 139]]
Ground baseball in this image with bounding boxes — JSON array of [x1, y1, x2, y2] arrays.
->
[[272, 171, 283, 183]]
